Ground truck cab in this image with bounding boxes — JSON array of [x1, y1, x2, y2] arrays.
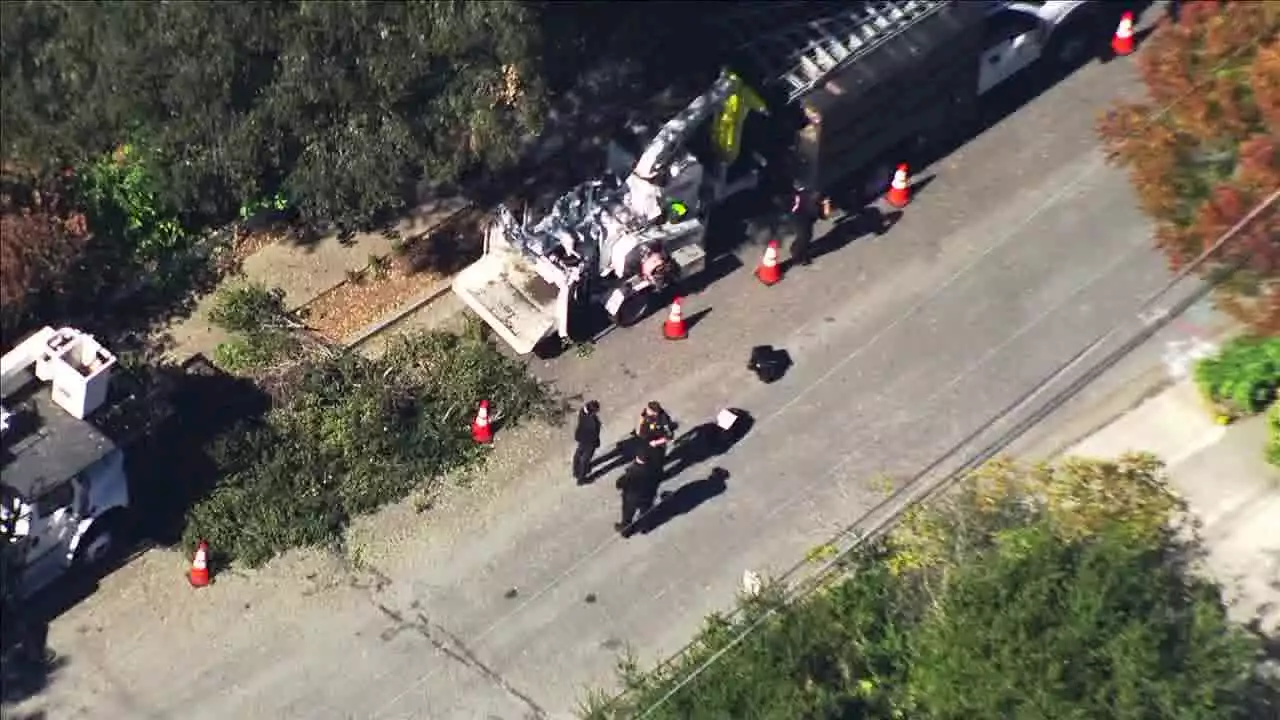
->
[[979, 1, 1105, 94], [1, 327, 133, 598]]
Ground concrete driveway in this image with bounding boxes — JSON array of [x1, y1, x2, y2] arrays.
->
[[14, 30, 1203, 720]]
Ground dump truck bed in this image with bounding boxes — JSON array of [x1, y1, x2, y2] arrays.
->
[[451, 241, 561, 355], [704, 0, 988, 189]]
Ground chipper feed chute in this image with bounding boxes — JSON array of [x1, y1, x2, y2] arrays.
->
[[451, 217, 562, 355]]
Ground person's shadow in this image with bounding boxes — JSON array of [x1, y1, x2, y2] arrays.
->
[[641, 467, 730, 534], [811, 206, 903, 262], [580, 438, 632, 484], [663, 409, 754, 479], [583, 418, 683, 484]]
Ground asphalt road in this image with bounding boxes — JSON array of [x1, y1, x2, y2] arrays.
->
[[16, 24, 1208, 720]]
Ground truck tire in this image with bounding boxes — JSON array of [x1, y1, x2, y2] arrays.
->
[[1046, 12, 1101, 73], [72, 511, 128, 575]]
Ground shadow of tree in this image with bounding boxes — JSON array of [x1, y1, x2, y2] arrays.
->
[[394, 207, 488, 277], [126, 355, 273, 548], [9, 354, 272, 625]]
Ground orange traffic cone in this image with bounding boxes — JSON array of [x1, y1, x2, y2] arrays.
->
[[886, 164, 911, 208], [1111, 12, 1135, 56], [663, 297, 688, 340], [471, 400, 494, 444], [756, 240, 782, 286], [188, 539, 210, 588]]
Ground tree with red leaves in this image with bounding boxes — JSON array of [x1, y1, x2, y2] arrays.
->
[[0, 171, 90, 335], [1097, 1, 1279, 333]]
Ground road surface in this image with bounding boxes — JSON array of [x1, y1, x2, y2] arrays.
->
[[12, 22, 1222, 720]]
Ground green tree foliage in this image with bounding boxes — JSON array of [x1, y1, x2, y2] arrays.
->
[[1193, 336, 1280, 416], [0, 145, 206, 338], [182, 324, 556, 566], [77, 145, 185, 271], [585, 457, 1274, 719], [0, 0, 547, 341], [887, 455, 1182, 583], [599, 568, 914, 720], [1, 1, 546, 229], [906, 522, 1258, 720]]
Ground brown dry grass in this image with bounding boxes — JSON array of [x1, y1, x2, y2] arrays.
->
[[301, 266, 446, 343], [299, 207, 489, 343]]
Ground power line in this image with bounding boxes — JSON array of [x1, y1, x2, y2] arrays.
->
[[602, 29, 1277, 719], [627, 189, 1269, 712], [623, 31, 1280, 720], [375, 17, 1274, 718]]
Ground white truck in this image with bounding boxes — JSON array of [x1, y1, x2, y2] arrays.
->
[[1, 327, 145, 599], [454, 0, 1114, 354], [454, 72, 760, 354]]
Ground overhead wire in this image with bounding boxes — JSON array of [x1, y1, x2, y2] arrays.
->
[[375, 15, 1276, 719], [629, 188, 1276, 719], [621, 18, 1280, 720]]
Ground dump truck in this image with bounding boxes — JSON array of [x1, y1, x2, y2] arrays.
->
[[454, 0, 1110, 354]]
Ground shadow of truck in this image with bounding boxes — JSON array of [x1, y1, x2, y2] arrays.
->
[[17, 354, 270, 624]]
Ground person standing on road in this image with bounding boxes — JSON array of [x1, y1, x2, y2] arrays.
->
[[788, 182, 832, 267], [615, 454, 660, 538], [573, 400, 602, 484], [635, 401, 674, 468]]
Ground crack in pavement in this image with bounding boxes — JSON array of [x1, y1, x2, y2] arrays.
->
[[373, 602, 547, 720]]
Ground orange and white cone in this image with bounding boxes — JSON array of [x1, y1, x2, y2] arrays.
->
[[188, 539, 210, 588], [1111, 12, 1135, 57], [755, 241, 783, 286], [886, 164, 911, 208], [663, 297, 688, 340], [471, 400, 494, 444]]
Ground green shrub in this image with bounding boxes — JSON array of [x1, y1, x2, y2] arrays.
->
[[209, 283, 300, 371], [208, 283, 291, 333], [586, 458, 1269, 720], [212, 334, 295, 373], [1267, 403, 1279, 468], [182, 325, 556, 566], [1194, 336, 1280, 415], [5, 144, 224, 341], [78, 144, 187, 271]]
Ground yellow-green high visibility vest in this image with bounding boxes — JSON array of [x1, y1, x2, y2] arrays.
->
[[711, 72, 767, 165]]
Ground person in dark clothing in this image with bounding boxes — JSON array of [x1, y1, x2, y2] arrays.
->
[[615, 454, 661, 537], [635, 401, 674, 469], [788, 184, 831, 267], [637, 401, 673, 435], [573, 400, 602, 484]]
